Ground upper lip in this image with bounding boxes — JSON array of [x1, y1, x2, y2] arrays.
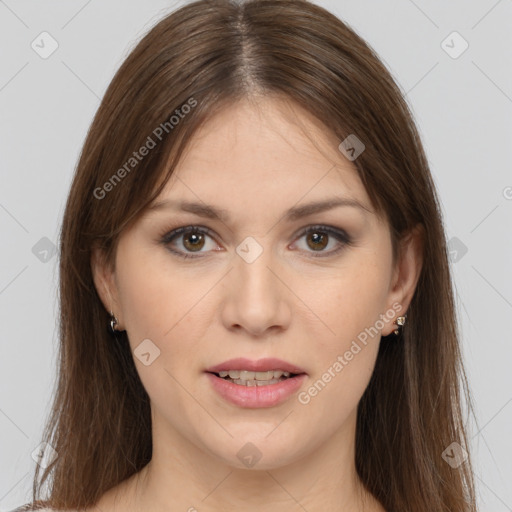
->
[[205, 357, 307, 375]]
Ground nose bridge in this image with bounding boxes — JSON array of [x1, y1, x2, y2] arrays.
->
[[221, 236, 291, 335], [234, 236, 279, 302]]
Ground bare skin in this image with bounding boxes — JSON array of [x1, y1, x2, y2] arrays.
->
[[90, 95, 423, 512]]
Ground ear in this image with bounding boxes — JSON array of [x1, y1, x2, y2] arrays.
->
[[381, 224, 424, 336], [91, 243, 124, 329]]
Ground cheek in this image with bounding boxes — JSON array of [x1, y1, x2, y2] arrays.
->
[[302, 258, 390, 348], [114, 249, 211, 417], [115, 241, 192, 336], [115, 245, 216, 372], [296, 252, 390, 404], [117, 267, 174, 340], [296, 270, 385, 434]]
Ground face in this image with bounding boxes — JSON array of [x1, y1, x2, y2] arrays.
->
[[93, 96, 419, 471]]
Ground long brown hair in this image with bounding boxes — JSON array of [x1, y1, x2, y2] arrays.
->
[[28, 0, 477, 510]]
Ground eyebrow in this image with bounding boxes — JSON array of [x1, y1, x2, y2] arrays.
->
[[147, 197, 372, 222]]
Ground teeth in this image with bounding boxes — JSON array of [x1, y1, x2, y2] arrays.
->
[[214, 369, 298, 386], [232, 378, 282, 386], [217, 370, 293, 380]]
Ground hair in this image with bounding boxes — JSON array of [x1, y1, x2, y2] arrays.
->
[[26, 0, 477, 510]]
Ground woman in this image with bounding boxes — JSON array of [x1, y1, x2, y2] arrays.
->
[[14, 0, 477, 510]]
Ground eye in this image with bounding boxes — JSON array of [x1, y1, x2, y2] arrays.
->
[[159, 224, 352, 260], [291, 225, 351, 257], [159, 226, 221, 258]]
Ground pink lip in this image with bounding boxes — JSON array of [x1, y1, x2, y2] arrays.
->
[[206, 372, 307, 408], [205, 357, 307, 374]]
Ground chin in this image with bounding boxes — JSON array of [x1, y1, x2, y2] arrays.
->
[[204, 433, 308, 471]]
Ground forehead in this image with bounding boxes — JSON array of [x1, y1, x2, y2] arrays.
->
[[155, 97, 370, 208]]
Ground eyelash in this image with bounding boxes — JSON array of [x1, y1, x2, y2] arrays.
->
[[158, 224, 352, 260]]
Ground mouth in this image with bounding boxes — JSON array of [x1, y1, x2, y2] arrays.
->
[[207, 369, 303, 387], [204, 358, 308, 408]]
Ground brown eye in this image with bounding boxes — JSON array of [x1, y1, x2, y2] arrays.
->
[[292, 225, 351, 257], [306, 231, 329, 251], [160, 226, 219, 258], [183, 231, 205, 252]]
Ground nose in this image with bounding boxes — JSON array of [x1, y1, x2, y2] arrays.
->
[[220, 245, 292, 337]]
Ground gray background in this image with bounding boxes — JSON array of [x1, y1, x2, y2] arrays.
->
[[1, 0, 511, 510]]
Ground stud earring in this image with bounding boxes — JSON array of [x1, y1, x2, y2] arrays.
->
[[393, 314, 407, 335], [108, 310, 120, 335]]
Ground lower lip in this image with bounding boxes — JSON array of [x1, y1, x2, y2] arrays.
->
[[206, 372, 307, 408]]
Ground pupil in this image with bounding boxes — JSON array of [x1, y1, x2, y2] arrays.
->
[[307, 232, 327, 250], [184, 232, 204, 251]]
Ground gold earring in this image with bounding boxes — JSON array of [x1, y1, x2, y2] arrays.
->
[[393, 314, 407, 335]]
